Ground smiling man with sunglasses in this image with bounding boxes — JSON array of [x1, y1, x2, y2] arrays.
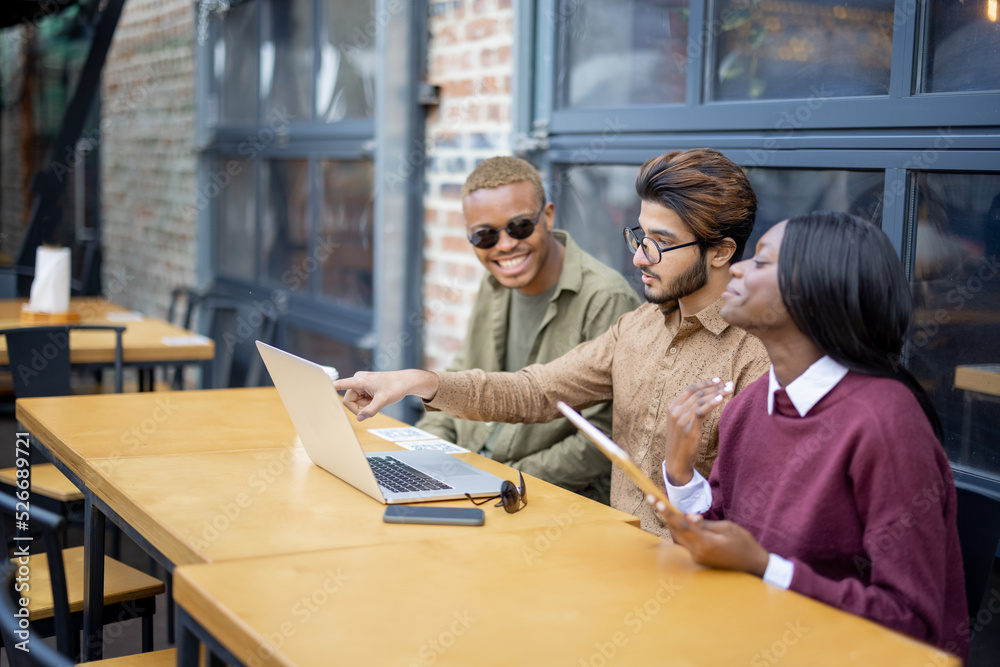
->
[[337, 149, 769, 536], [412, 156, 640, 503]]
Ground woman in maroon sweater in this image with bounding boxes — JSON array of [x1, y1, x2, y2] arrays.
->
[[653, 212, 968, 660]]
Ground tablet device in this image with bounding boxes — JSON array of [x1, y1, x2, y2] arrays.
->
[[557, 401, 682, 518]]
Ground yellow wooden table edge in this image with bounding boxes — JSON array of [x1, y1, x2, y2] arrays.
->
[[172, 522, 961, 667]]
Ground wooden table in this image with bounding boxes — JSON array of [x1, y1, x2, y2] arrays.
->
[[955, 364, 1000, 398], [954, 364, 1000, 460], [16, 388, 637, 660], [0, 298, 214, 384], [173, 520, 960, 667]]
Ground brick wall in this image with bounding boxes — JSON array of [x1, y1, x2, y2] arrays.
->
[[421, 0, 514, 371], [7, 0, 513, 368], [100, 0, 197, 317]]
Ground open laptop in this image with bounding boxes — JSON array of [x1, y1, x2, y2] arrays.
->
[[256, 341, 504, 503]]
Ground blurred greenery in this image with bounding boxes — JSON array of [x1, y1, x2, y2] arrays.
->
[[718, 2, 769, 99]]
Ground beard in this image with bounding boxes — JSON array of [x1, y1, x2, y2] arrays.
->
[[643, 252, 708, 305]]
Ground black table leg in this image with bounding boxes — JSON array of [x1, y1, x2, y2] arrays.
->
[[82, 492, 106, 661]]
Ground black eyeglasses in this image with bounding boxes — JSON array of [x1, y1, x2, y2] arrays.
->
[[466, 471, 527, 513], [467, 203, 546, 249], [623, 226, 700, 264]]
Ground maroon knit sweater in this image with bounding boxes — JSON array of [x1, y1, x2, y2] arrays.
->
[[712, 371, 968, 660]]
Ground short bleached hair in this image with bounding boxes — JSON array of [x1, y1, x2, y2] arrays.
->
[[461, 156, 546, 205]]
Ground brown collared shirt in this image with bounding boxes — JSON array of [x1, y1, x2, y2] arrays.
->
[[425, 299, 770, 537]]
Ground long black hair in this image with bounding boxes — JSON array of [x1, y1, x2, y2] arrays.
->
[[777, 211, 943, 440]]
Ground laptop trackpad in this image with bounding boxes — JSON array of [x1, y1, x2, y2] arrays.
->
[[417, 461, 482, 478]]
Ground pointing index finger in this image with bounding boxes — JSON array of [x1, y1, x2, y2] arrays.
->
[[333, 377, 364, 392]]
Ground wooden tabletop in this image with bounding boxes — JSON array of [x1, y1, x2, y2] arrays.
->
[[0, 297, 214, 364], [16, 388, 416, 488], [24, 389, 956, 666], [174, 520, 959, 667], [17, 388, 638, 566], [954, 364, 1000, 397], [80, 446, 634, 566]]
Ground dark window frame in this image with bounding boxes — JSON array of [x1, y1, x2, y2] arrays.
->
[[520, 0, 1000, 484], [195, 0, 427, 407]]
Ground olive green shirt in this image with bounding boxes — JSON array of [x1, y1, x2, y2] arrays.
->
[[480, 282, 558, 458], [506, 282, 558, 373], [416, 230, 640, 503]]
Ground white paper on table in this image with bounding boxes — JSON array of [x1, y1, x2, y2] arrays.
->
[[393, 439, 468, 454], [367, 426, 440, 442], [105, 311, 144, 322], [161, 335, 213, 346], [28, 246, 71, 313]]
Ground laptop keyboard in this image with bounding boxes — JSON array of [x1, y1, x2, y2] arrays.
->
[[369, 456, 453, 493]]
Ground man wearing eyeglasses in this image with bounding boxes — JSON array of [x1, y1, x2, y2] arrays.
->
[[337, 149, 769, 537], [413, 156, 640, 504]]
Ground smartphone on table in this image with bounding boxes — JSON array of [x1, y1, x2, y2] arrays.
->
[[383, 505, 485, 526]]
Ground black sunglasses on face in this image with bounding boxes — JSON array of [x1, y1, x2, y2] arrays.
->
[[467, 202, 546, 250], [466, 471, 528, 513]]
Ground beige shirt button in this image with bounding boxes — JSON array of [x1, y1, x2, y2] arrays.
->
[[669, 347, 678, 354]]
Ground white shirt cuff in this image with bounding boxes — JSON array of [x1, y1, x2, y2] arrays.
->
[[662, 461, 712, 515], [763, 553, 795, 589]]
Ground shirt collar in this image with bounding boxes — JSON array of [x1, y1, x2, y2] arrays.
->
[[550, 229, 581, 298], [686, 298, 729, 336], [767, 356, 849, 417]]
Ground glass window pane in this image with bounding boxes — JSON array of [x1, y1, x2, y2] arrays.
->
[[261, 160, 311, 292], [744, 168, 885, 254], [215, 157, 256, 281], [557, 0, 689, 109], [212, 3, 258, 125], [710, 0, 893, 101], [908, 172, 1000, 476], [284, 326, 373, 378], [923, 2, 1000, 93], [553, 165, 644, 294], [318, 0, 376, 121], [264, 0, 314, 122], [318, 160, 375, 309]]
